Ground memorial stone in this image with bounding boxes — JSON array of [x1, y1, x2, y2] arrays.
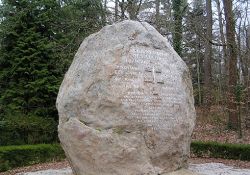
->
[[57, 20, 196, 175]]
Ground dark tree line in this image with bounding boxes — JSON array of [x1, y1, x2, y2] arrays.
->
[[0, 0, 104, 145]]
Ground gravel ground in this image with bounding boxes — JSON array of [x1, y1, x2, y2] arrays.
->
[[1, 158, 250, 175], [15, 163, 250, 175], [17, 168, 72, 175], [190, 157, 250, 169], [189, 163, 250, 175]]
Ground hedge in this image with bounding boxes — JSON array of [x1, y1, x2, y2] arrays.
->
[[1, 141, 250, 172], [191, 141, 250, 161], [0, 114, 58, 146], [0, 144, 65, 172]]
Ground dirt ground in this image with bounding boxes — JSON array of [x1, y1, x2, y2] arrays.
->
[[192, 106, 250, 144]]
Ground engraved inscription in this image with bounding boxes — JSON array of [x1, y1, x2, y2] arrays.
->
[[112, 46, 183, 131]]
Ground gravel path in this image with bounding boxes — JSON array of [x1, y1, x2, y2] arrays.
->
[[1, 158, 250, 175], [190, 163, 250, 175], [16, 163, 250, 175], [17, 168, 72, 175]]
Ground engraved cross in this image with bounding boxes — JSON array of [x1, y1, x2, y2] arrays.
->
[[144, 66, 164, 85]]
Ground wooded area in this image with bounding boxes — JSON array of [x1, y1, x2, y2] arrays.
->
[[0, 0, 249, 145]]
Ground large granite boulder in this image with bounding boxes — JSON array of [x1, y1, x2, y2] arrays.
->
[[57, 20, 196, 175]]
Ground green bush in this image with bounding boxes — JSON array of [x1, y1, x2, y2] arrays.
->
[[0, 114, 58, 146], [1, 141, 249, 172], [0, 144, 65, 172], [191, 141, 250, 161]]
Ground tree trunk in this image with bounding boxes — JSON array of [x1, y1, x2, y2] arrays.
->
[[246, 26, 250, 128], [237, 18, 245, 84], [103, 0, 107, 25], [127, 0, 142, 20], [172, 0, 183, 56], [196, 38, 202, 105], [204, 0, 212, 107], [163, 0, 171, 35], [115, 0, 119, 21], [127, 0, 136, 20], [223, 0, 238, 129], [155, 0, 160, 30], [120, 0, 126, 20], [215, 0, 227, 79]]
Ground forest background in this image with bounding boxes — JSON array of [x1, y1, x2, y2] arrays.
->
[[0, 0, 249, 146]]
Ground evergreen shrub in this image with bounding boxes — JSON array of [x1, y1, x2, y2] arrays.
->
[[191, 141, 250, 161], [0, 114, 58, 146], [0, 144, 65, 172], [1, 141, 250, 172]]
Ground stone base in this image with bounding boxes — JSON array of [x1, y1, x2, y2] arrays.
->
[[19, 168, 202, 175], [165, 169, 202, 175]]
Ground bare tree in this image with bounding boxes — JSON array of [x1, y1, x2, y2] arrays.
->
[[215, 0, 227, 77], [223, 0, 238, 129], [204, 0, 212, 107], [246, 26, 250, 128], [120, 0, 126, 19], [127, 0, 137, 20], [115, 0, 119, 21]]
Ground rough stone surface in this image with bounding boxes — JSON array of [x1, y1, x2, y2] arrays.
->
[[57, 20, 196, 175], [165, 169, 201, 175]]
